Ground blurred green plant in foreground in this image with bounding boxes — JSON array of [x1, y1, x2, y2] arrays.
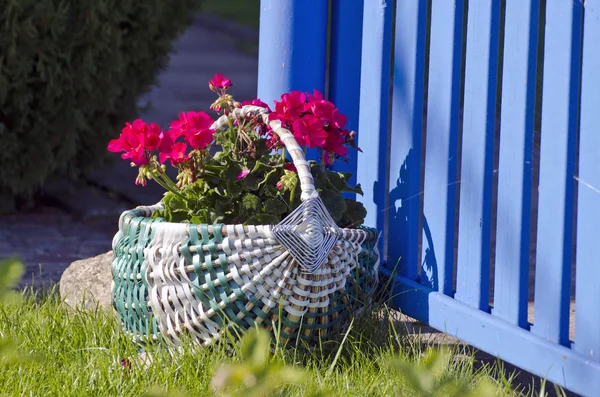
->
[[0, 257, 25, 364]]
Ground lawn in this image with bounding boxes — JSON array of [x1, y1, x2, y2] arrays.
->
[[0, 285, 556, 396], [201, 0, 260, 29]]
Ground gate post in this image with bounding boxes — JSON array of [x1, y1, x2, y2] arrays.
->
[[257, 0, 328, 108]]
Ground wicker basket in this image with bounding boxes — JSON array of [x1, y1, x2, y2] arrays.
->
[[111, 105, 381, 346]]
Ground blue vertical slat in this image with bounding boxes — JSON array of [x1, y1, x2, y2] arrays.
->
[[356, 0, 392, 250], [455, 1, 501, 311], [531, 1, 582, 347], [387, 0, 428, 279], [420, 0, 464, 295], [574, 2, 600, 360], [329, 0, 364, 188], [492, 0, 539, 328], [257, 0, 328, 161]]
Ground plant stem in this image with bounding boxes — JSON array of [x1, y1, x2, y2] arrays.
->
[[281, 148, 286, 165]]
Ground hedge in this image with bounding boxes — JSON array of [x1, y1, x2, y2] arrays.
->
[[0, 0, 201, 209]]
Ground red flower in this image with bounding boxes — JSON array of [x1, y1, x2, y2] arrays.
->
[[292, 115, 328, 148], [187, 128, 215, 150], [284, 163, 296, 172], [330, 110, 348, 129], [269, 91, 307, 124], [169, 111, 215, 150], [209, 73, 232, 90], [323, 130, 348, 157], [236, 169, 250, 180], [240, 98, 270, 110], [159, 142, 189, 166], [107, 119, 163, 166]]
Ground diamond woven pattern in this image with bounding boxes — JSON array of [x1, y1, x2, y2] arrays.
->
[[112, 205, 380, 345]]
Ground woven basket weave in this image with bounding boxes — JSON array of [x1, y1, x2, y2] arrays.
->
[[111, 105, 381, 346]]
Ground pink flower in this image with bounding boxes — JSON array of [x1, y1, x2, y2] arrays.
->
[[168, 111, 215, 150], [187, 128, 215, 150], [292, 115, 328, 148], [209, 73, 232, 90], [269, 91, 307, 124], [236, 169, 250, 180], [240, 98, 270, 110], [305, 90, 336, 121], [276, 180, 284, 190], [323, 130, 348, 157], [330, 110, 348, 129], [284, 163, 296, 172], [159, 142, 189, 166], [107, 119, 162, 166]]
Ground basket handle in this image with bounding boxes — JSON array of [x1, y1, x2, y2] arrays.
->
[[210, 105, 316, 202]]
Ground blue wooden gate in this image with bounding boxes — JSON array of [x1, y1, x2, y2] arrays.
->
[[257, 1, 600, 395]]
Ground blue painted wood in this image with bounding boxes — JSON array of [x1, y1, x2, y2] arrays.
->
[[355, 0, 392, 250], [531, 0, 582, 347], [455, 1, 500, 311], [387, 0, 428, 280], [492, 0, 539, 328], [257, 0, 328, 162], [420, 0, 464, 295], [329, 0, 363, 190], [381, 268, 600, 397], [574, 1, 600, 362]]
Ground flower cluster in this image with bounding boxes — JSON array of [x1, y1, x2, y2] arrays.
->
[[269, 90, 351, 165], [107, 74, 365, 227], [108, 110, 215, 186]]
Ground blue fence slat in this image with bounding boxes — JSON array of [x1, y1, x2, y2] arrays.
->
[[329, 0, 363, 188], [382, 268, 600, 397], [420, 0, 464, 295], [257, 0, 328, 162], [574, 2, 600, 361], [455, 1, 501, 311], [387, 0, 428, 279], [530, 1, 582, 347], [492, 0, 539, 328], [356, 0, 392, 248]]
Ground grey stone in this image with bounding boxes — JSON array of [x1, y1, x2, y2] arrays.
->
[[59, 251, 113, 310]]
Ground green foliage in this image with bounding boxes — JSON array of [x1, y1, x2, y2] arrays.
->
[[388, 348, 498, 397], [0, 289, 548, 396], [154, 156, 366, 228], [0, 0, 200, 202], [152, 110, 367, 230], [0, 257, 25, 364], [210, 328, 309, 397]]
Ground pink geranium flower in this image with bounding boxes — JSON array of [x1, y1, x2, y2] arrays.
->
[[292, 115, 328, 148], [240, 98, 270, 110], [169, 111, 215, 150], [209, 73, 232, 90], [107, 119, 164, 166], [236, 169, 250, 180], [159, 142, 189, 166]]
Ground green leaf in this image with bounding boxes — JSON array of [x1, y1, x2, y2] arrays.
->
[[321, 190, 347, 222], [242, 193, 260, 212], [263, 198, 287, 215], [245, 213, 280, 225], [0, 258, 24, 297], [226, 179, 243, 198], [242, 173, 261, 191], [340, 199, 367, 228]]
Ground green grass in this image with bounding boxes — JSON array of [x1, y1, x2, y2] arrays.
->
[[201, 0, 260, 29], [0, 285, 557, 397]]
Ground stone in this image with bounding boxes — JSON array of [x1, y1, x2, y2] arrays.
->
[[59, 251, 113, 310]]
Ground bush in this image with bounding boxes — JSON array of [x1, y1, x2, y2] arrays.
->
[[0, 0, 201, 207]]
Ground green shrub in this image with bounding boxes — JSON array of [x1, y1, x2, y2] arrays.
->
[[0, 0, 201, 206]]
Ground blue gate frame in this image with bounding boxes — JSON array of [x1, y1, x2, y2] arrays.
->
[[257, 1, 600, 396]]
